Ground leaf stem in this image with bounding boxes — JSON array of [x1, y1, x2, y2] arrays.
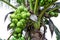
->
[[34, 0, 39, 14], [49, 7, 60, 12], [7, 32, 14, 40], [28, 0, 33, 11], [2, 0, 17, 9]]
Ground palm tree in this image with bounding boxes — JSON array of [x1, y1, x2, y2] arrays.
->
[[0, 0, 60, 40]]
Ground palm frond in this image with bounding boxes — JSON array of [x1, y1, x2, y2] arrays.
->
[[4, 11, 14, 22], [54, 26, 60, 40], [48, 18, 54, 37], [48, 18, 60, 40], [7, 23, 11, 31]]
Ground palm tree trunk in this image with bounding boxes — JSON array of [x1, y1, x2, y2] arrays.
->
[[30, 29, 43, 40]]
